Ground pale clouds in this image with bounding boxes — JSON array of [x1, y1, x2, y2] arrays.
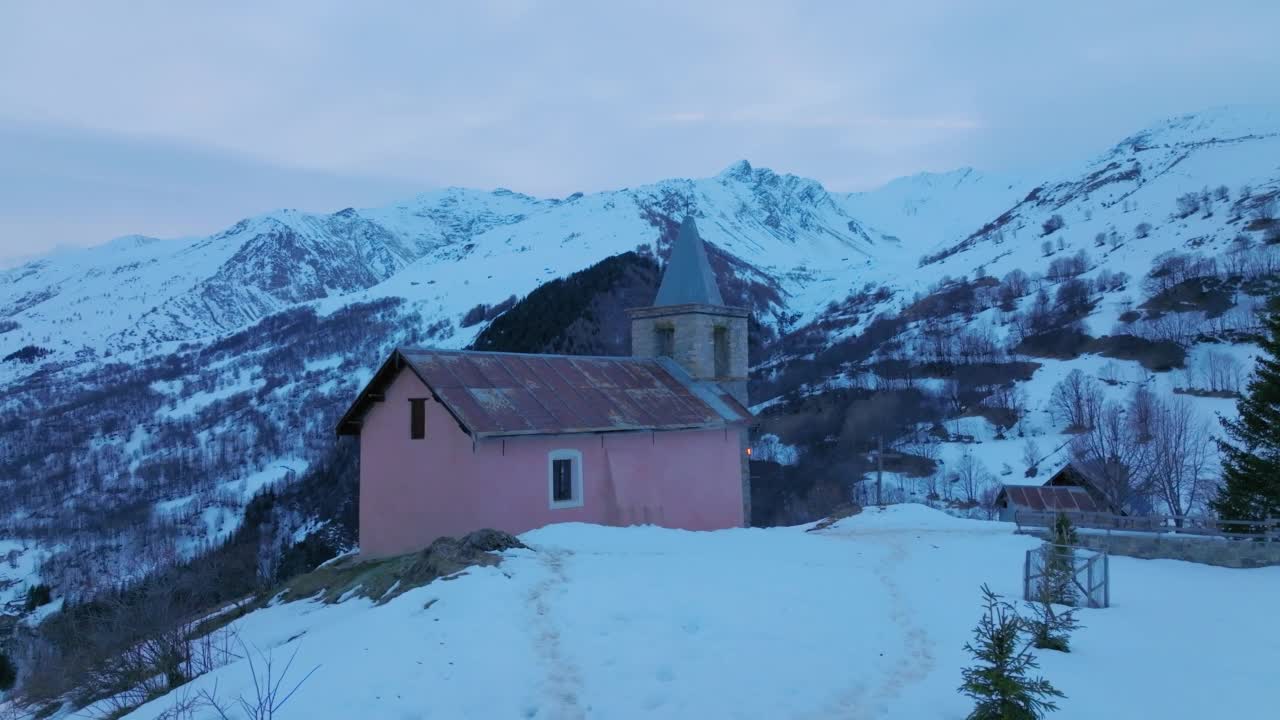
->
[[1, 0, 1278, 258]]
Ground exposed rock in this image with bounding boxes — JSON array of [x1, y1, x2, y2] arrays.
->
[[406, 529, 529, 582], [807, 504, 864, 532]]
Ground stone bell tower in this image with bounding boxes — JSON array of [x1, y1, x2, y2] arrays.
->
[[628, 215, 749, 407], [629, 215, 752, 525]]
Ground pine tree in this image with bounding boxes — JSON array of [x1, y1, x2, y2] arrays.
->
[[1024, 573, 1081, 653], [1051, 513, 1077, 548], [1042, 515, 1079, 607], [960, 585, 1065, 720], [1213, 306, 1280, 532], [0, 650, 15, 691]]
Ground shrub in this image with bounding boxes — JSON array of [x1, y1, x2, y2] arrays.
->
[[1090, 334, 1186, 371], [1041, 214, 1065, 236], [1175, 191, 1202, 218], [2, 345, 52, 364], [1016, 328, 1093, 360], [1135, 222, 1152, 239]]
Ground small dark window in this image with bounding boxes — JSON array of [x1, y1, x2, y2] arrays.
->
[[410, 398, 426, 440], [714, 326, 729, 377], [656, 327, 675, 358], [552, 458, 573, 502]]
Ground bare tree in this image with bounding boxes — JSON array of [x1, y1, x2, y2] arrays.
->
[[1198, 350, 1244, 394], [1022, 438, 1041, 477], [979, 483, 1002, 520], [1040, 239, 1053, 257], [954, 451, 991, 504], [1070, 401, 1154, 514], [1128, 384, 1157, 443], [957, 324, 1000, 363], [1146, 396, 1213, 518], [1049, 370, 1103, 432], [1134, 222, 1152, 239]]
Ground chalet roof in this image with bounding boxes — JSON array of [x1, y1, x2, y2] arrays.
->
[[653, 215, 725, 307], [997, 484, 1104, 513], [336, 348, 753, 438]]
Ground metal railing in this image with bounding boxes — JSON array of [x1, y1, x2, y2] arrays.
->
[[1014, 510, 1280, 541], [1023, 543, 1109, 609]]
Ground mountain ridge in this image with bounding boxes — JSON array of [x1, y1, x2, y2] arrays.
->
[[1, 106, 1278, 662]]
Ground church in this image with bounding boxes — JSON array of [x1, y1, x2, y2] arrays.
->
[[337, 216, 755, 558]]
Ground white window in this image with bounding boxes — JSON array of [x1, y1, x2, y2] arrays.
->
[[547, 449, 584, 509]]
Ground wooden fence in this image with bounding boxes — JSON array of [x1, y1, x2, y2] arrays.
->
[[1014, 510, 1280, 541]]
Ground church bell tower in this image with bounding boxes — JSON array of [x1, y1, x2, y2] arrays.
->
[[628, 215, 749, 408]]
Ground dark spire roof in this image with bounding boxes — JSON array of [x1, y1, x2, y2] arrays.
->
[[653, 215, 725, 307]]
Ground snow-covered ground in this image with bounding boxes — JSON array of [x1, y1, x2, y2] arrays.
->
[[116, 506, 1280, 720]]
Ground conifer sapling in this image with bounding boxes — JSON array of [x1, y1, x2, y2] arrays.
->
[[960, 584, 1065, 720]]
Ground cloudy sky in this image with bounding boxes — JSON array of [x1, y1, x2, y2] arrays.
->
[[2, 1, 1277, 262]]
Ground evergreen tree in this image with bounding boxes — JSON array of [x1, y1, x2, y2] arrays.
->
[[1042, 515, 1079, 607], [960, 585, 1065, 720], [1051, 512, 1078, 548], [1213, 307, 1280, 531], [22, 584, 51, 613], [0, 650, 15, 691], [1024, 591, 1080, 652]]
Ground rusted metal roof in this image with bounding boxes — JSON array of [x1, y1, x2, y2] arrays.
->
[[337, 348, 753, 438], [998, 484, 1103, 513]]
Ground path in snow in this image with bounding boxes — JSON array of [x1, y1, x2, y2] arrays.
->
[[526, 547, 585, 720], [114, 506, 1280, 720], [808, 527, 938, 720]]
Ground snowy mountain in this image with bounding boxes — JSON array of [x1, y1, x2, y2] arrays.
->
[[1, 105, 1279, 662]]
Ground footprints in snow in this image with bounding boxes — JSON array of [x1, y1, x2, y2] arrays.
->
[[526, 548, 586, 720]]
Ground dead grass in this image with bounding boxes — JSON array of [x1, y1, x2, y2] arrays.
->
[[277, 530, 527, 606]]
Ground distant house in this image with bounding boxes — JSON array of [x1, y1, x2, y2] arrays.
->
[[337, 216, 755, 558], [996, 463, 1123, 521], [1044, 463, 1128, 515], [995, 484, 1104, 522]]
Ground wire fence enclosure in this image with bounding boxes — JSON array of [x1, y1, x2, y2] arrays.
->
[[1014, 510, 1280, 542], [1023, 543, 1109, 609]]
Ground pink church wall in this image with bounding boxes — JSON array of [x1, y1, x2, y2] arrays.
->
[[359, 369, 746, 558]]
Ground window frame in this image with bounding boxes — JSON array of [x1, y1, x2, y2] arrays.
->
[[547, 449, 584, 509], [409, 398, 427, 440]]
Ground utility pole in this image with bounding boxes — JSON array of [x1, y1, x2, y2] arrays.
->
[[871, 435, 902, 507], [876, 434, 883, 506]]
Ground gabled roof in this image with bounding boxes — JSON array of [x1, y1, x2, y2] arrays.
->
[[653, 215, 726, 307], [997, 484, 1104, 513], [336, 348, 753, 438]]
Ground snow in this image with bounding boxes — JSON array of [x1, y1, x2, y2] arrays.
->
[[0, 539, 46, 607], [157, 372, 265, 419], [115, 507, 1280, 720]]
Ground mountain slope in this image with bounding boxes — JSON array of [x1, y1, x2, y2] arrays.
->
[[1, 106, 1279, 671]]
